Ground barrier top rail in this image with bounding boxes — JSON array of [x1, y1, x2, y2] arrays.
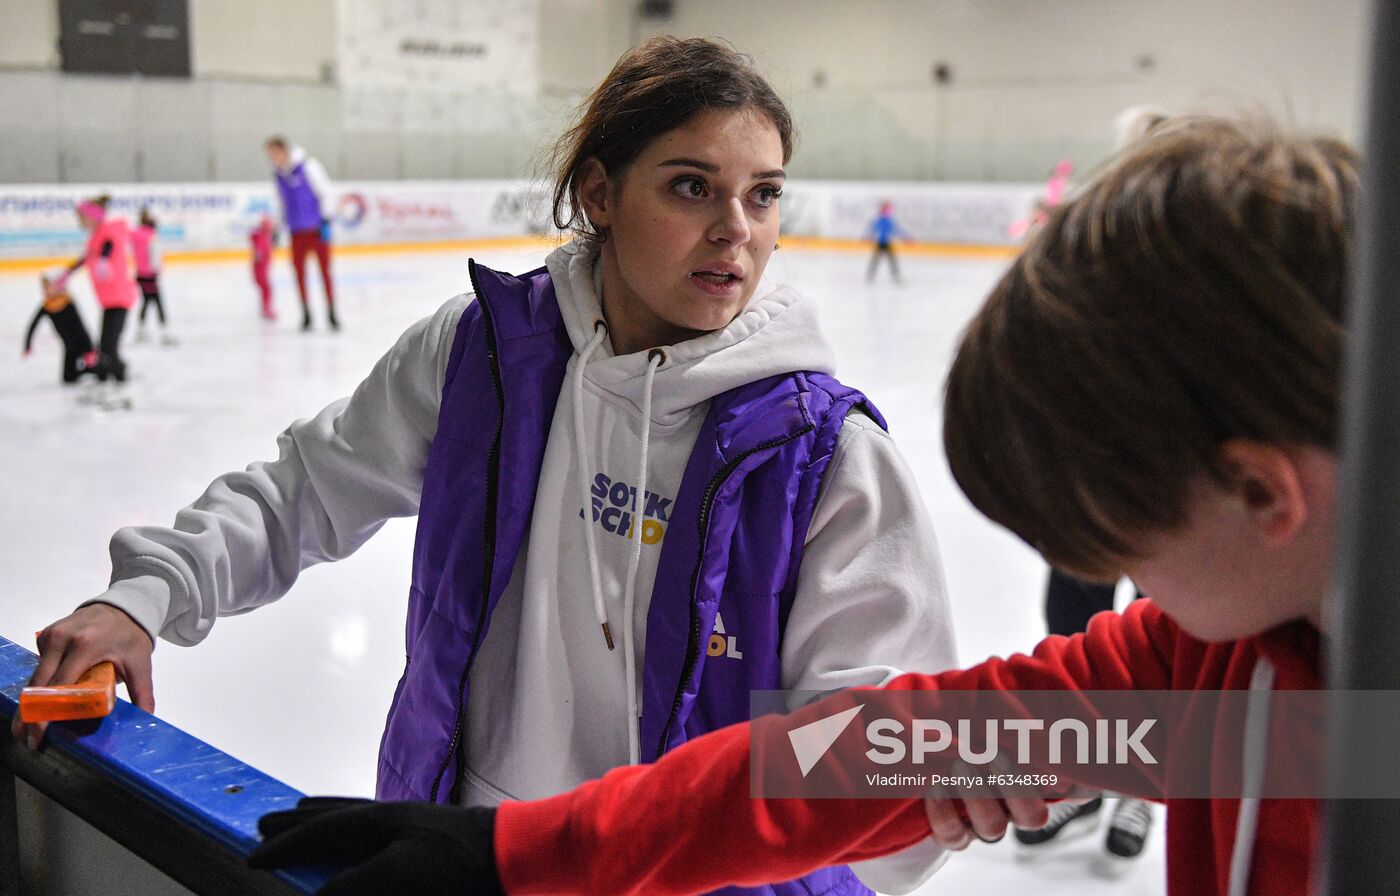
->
[[0, 634, 331, 895]]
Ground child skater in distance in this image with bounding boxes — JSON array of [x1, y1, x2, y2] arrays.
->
[[22, 37, 961, 896], [250, 214, 277, 320], [1007, 158, 1075, 239], [22, 271, 96, 385], [865, 200, 908, 283], [53, 195, 138, 406], [264, 136, 338, 331], [249, 117, 1351, 896], [132, 208, 175, 346]]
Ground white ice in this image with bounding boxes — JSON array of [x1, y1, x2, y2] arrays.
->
[[0, 245, 1163, 893]]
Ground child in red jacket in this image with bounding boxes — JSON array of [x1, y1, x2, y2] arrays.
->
[[250, 117, 1353, 896], [250, 215, 277, 320]]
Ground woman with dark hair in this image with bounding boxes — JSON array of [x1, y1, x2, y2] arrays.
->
[[247, 115, 1349, 896], [22, 38, 956, 896]]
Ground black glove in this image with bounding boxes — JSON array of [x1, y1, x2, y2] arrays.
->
[[248, 796, 503, 896]]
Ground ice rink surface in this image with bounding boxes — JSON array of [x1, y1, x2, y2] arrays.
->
[[0, 244, 1163, 893]]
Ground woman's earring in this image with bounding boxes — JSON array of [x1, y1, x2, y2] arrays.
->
[[774, 242, 780, 250]]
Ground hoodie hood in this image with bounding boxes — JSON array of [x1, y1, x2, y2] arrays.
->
[[545, 240, 837, 428], [278, 145, 308, 173]]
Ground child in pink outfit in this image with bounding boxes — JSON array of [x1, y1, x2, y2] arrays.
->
[[250, 216, 277, 320], [132, 208, 175, 345], [1008, 159, 1076, 239], [56, 196, 137, 383]]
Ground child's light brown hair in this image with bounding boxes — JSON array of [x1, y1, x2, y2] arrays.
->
[[943, 117, 1359, 579]]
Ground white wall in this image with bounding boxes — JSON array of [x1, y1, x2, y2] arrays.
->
[[189, 0, 338, 82], [0, 0, 338, 79], [630, 0, 1369, 179], [535, 0, 616, 93], [0, 0, 345, 183], [0, 0, 59, 68], [0, 0, 1372, 184]]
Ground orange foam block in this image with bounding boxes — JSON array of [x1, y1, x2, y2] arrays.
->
[[19, 662, 117, 723]]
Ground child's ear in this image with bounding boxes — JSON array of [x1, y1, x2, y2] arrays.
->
[[576, 158, 612, 233], [1217, 440, 1308, 545]]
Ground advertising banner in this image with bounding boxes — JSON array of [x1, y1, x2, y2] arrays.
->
[[0, 184, 270, 260], [786, 181, 1045, 245], [0, 179, 1042, 260]]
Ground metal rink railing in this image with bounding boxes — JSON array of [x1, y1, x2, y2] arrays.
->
[[0, 635, 328, 896]]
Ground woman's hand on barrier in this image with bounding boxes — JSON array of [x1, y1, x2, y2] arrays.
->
[[250, 797, 502, 895], [11, 602, 154, 749]]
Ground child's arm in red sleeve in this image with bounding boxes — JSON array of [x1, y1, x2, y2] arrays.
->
[[495, 600, 1181, 896], [495, 711, 931, 896]]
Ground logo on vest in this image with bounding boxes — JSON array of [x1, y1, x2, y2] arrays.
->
[[707, 612, 744, 660], [581, 472, 672, 546]]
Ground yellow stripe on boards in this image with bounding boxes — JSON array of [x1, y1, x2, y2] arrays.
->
[[0, 235, 1016, 275]]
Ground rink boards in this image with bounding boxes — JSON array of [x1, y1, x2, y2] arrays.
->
[[0, 178, 1044, 261], [0, 636, 328, 895]]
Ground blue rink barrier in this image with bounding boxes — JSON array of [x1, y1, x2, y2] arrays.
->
[[0, 635, 332, 894]]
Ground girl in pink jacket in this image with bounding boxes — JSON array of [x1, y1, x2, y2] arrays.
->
[[56, 195, 137, 383]]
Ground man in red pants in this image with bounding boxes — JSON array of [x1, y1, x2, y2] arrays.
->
[[265, 136, 339, 331]]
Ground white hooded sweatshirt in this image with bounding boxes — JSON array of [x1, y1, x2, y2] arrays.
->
[[90, 241, 956, 893]]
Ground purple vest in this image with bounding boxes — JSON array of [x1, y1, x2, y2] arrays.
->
[[274, 160, 322, 232], [378, 260, 885, 896]]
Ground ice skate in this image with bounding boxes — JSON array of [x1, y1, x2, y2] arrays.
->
[[1105, 798, 1153, 859], [98, 382, 133, 412], [1014, 797, 1103, 846], [135, 327, 150, 343], [76, 378, 104, 406], [161, 332, 179, 347]]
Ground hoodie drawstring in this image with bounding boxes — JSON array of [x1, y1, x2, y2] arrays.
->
[[620, 348, 664, 764], [573, 320, 612, 649], [1227, 656, 1276, 896], [572, 323, 663, 765]]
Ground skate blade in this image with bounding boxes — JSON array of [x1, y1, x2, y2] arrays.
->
[[1013, 812, 1103, 855]]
